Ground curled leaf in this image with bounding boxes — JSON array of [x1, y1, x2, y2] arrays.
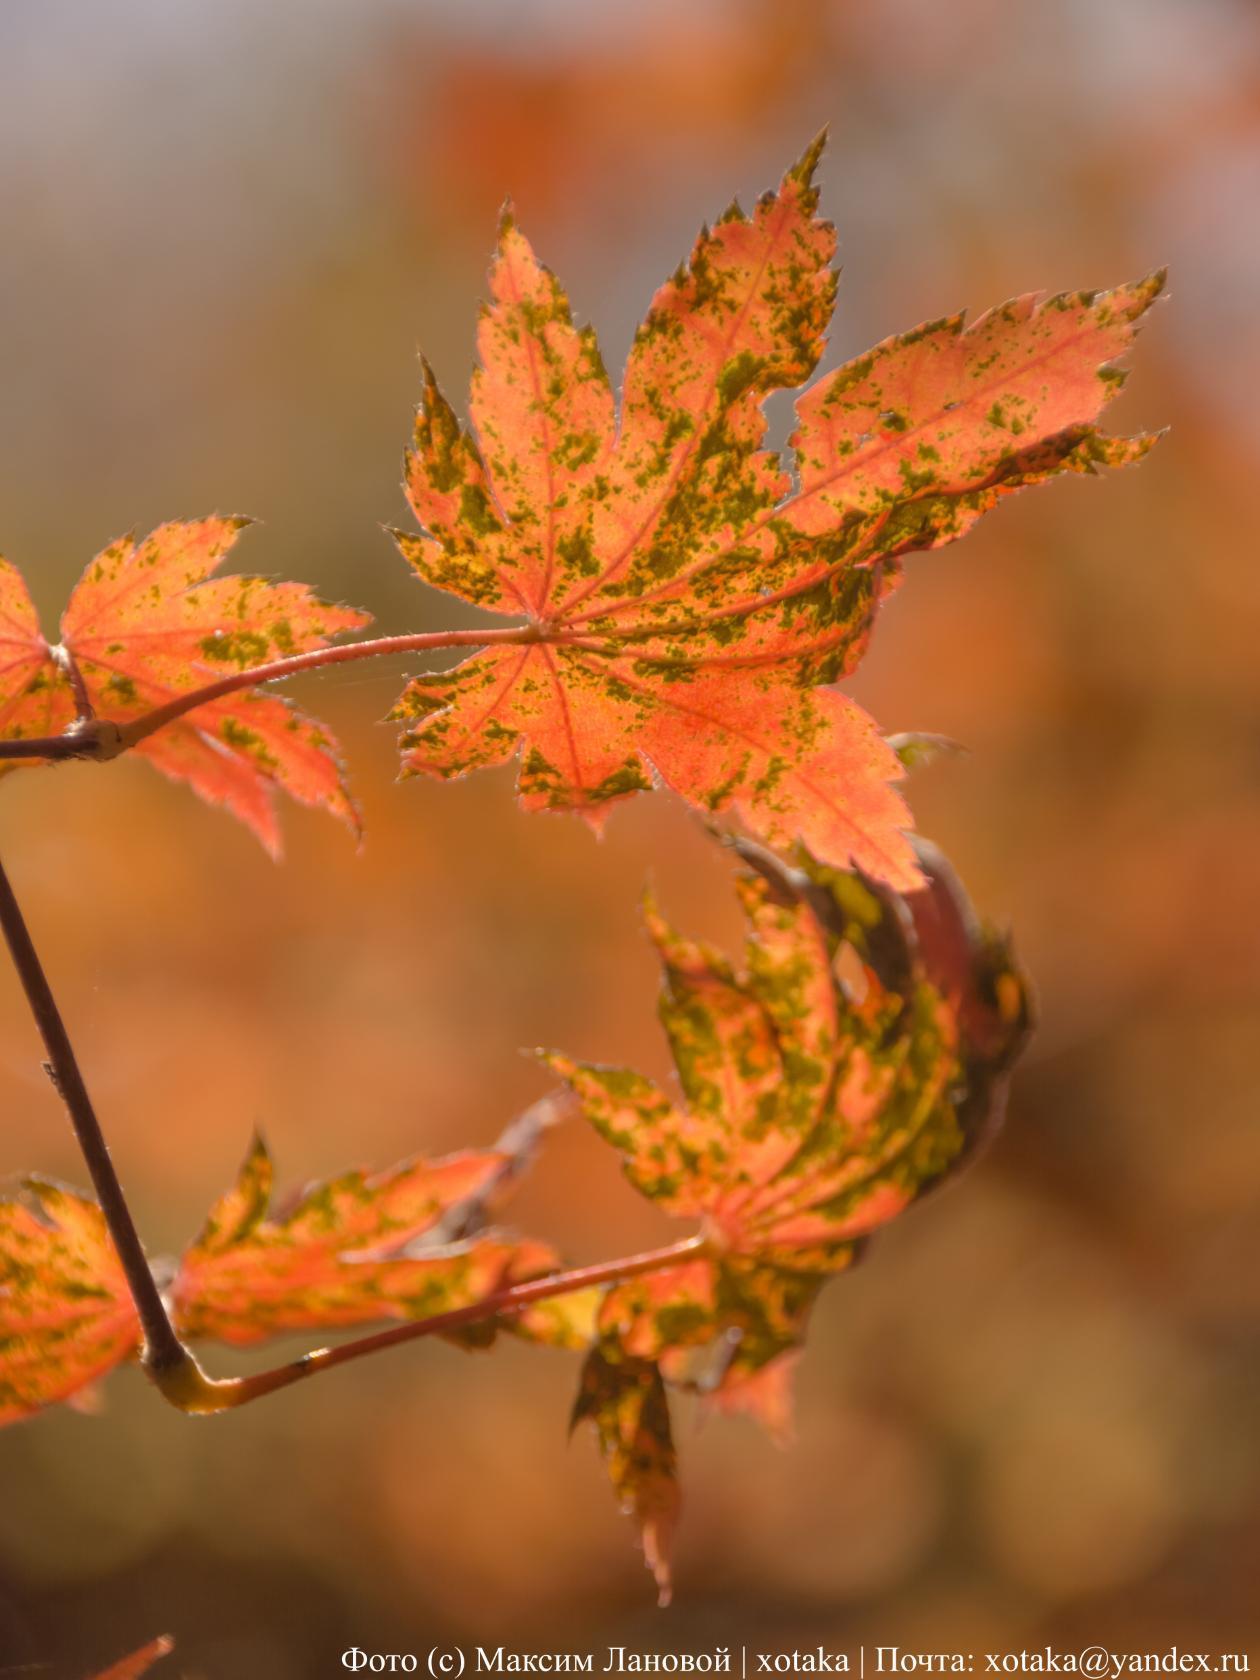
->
[[549, 838, 1032, 1430]]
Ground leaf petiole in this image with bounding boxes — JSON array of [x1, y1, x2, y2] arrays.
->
[[0, 625, 545, 763], [147, 1235, 709, 1416]]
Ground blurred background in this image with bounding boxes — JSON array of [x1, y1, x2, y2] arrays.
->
[[0, 1, 1257, 1674]]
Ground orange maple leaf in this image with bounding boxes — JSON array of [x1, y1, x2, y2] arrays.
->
[[391, 134, 1162, 887], [0, 1176, 141, 1426], [169, 1133, 555, 1346], [0, 518, 369, 854], [0, 1128, 554, 1426]]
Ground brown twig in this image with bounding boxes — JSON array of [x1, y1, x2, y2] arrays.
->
[[0, 839, 710, 1419], [0, 848, 192, 1377]]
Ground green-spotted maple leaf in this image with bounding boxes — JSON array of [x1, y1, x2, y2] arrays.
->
[[0, 1128, 554, 1426], [571, 1343, 678, 1606], [549, 838, 1033, 1446], [391, 135, 1162, 888], [0, 519, 368, 854], [0, 1177, 141, 1426], [169, 1134, 556, 1345], [87, 1637, 174, 1680]]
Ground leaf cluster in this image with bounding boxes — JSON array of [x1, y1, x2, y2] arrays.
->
[[0, 135, 1159, 1600]]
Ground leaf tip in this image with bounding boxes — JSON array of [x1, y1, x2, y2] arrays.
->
[[788, 126, 829, 190], [577, 802, 612, 839], [647, 1532, 674, 1608], [639, 888, 677, 957], [1109, 266, 1168, 328], [534, 1046, 575, 1080], [1140, 265, 1170, 306]]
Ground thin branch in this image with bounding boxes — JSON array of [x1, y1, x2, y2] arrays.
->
[[0, 849, 190, 1376], [117, 625, 546, 749], [0, 724, 123, 761], [150, 1234, 710, 1416], [0, 624, 562, 764], [0, 838, 711, 1419]]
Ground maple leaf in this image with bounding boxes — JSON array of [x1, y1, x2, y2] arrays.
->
[[507, 1284, 603, 1352], [0, 1121, 559, 1426], [571, 1342, 679, 1606], [391, 135, 1162, 887], [547, 837, 1032, 1437], [169, 1133, 556, 1346], [0, 519, 369, 854], [86, 1637, 174, 1680], [381, 1093, 604, 1354], [0, 1176, 141, 1426]]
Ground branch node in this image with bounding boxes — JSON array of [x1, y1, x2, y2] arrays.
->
[[71, 718, 127, 761], [143, 1345, 243, 1416]]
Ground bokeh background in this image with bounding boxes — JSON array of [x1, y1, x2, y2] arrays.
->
[[0, 2, 1257, 1675]]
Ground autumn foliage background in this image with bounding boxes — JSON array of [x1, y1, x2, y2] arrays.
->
[[1, 2, 1257, 1674]]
